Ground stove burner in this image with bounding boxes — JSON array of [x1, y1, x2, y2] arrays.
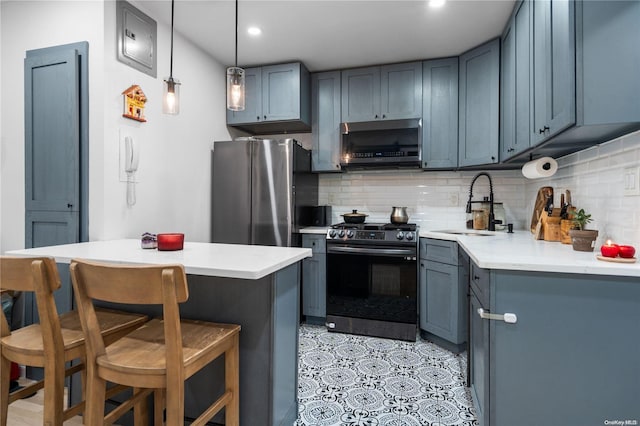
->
[[331, 222, 417, 232]]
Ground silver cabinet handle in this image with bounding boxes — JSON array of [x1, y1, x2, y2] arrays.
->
[[477, 308, 517, 324]]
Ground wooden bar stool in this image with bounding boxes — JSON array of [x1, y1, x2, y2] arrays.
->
[[0, 256, 148, 426], [70, 258, 241, 426]]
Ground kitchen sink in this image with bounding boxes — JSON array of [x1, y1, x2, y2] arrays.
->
[[431, 230, 496, 237]]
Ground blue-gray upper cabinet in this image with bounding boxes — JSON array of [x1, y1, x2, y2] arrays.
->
[[458, 39, 500, 167], [500, 0, 532, 161], [341, 62, 422, 122], [311, 71, 342, 172], [421, 58, 459, 169], [226, 62, 311, 133], [227, 66, 261, 125], [531, 0, 575, 145], [504, 0, 640, 162]]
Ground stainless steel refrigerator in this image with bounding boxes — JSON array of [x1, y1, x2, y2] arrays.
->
[[211, 138, 318, 246]]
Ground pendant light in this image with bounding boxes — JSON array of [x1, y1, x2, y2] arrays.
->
[[226, 0, 245, 111], [163, 0, 180, 114]]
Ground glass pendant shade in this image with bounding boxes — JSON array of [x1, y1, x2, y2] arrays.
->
[[227, 66, 245, 111], [163, 77, 181, 114]]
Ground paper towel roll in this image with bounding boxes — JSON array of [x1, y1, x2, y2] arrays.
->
[[522, 157, 558, 179]]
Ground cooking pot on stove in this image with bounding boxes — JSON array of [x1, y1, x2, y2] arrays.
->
[[341, 209, 368, 224], [390, 207, 409, 224]]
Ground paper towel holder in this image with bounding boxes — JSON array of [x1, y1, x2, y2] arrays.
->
[[522, 154, 558, 179]]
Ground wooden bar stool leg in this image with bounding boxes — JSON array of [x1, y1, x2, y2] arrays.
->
[[0, 356, 10, 426], [133, 387, 149, 426], [43, 355, 65, 426], [225, 333, 240, 426], [84, 370, 107, 426], [153, 389, 165, 426], [165, 382, 185, 426]]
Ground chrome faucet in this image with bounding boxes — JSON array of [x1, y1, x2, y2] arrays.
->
[[466, 172, 498, 231]]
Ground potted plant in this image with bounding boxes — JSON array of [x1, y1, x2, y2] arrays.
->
[[568, 208, 599, 251]]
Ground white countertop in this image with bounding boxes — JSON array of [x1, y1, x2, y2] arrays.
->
[[420, 230, 640, 277], [6, 239, 312, 280]]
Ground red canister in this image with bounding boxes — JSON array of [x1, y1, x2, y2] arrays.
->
[[157, 233, 184, 251]]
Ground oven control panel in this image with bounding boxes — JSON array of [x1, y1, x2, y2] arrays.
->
[[356, 231, 386, 240]]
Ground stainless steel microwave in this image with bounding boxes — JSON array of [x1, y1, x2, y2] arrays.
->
[[340, 118, 422, 169]]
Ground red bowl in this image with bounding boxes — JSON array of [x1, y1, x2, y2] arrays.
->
[[157, 233, 184, 251]]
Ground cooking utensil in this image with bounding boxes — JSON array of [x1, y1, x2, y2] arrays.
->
[[341, 209, 368, 223], [390, 207, 409, 224]]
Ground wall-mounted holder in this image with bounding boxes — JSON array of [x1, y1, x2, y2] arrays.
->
[[122, 85, 147, 122]]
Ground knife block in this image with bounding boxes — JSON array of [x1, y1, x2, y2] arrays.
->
[[543, 215, 562, 242], [560, 220, 573, 244]]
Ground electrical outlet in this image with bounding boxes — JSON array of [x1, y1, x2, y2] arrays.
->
[[623, 166, 640, 196]]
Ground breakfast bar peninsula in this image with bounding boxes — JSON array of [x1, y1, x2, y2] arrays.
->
[[7, 239, 311, 426]]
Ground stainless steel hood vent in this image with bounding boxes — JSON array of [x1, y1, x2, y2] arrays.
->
[[340, 118, 422, 169]]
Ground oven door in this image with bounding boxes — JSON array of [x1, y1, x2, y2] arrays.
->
[[326, 243, 418, 339]]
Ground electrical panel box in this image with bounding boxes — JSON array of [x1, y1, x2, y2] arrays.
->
[[116, 0, 157, 77]]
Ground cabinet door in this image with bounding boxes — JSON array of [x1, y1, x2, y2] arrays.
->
[[469, 291, 490, 426], [302, 253, 326, 318], [311, 71, 342, 172], [458, 39, 500, 167], [381, 62, 422, 120], [420, 260, 459, 343], [302, 235, 327, 318], [262, 63, 301, 121], [226, 67, 262, 124], [341, 66, 380, 122], [501, 0, 532, 161], [500, 16, 516, 160], [531, 0, 575, 144], [422, 58, 458, 169]]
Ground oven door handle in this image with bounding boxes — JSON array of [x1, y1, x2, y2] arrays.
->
[[327, 246, 416, 256]]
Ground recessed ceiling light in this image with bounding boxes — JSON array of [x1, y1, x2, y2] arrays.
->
[[429, 0, 446, 8], [247, 27, 261, 36]]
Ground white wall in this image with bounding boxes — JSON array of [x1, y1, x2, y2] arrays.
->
[[0, 0, 230, 252], [102, 0, 229, 242]]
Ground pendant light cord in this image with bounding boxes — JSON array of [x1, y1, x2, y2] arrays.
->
[[170, 0, 175, 78], [235, 0, 238, 68]]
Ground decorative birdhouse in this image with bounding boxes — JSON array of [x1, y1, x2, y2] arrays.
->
[[122, 85, 148, 122]]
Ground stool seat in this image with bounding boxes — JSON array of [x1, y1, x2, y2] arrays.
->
[[1, 308, 148, 362]]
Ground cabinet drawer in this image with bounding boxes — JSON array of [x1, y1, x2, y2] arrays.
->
[[420, 238, 458, 264], [302, 234, 326, 254], [470, 261, 490, 307]]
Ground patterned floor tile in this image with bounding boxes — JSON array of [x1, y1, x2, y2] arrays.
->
[[296, 324, 478, 426], [294, 324, 478, 426]]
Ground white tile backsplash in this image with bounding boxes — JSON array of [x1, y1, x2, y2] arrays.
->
[[318, 129, 640, 248], [524, 129, 640, 247], [319, 169, 528, 231]]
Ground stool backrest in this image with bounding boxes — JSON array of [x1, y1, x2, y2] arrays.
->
[[0, 255, 64, 358], [70, 259, 188, 367]]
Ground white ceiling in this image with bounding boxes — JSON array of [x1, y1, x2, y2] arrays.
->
[[136, 0, 515, 72]]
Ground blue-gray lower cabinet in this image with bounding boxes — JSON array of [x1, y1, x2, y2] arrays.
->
[[419, 238, 468, 353], [301, 234, 326, 323], [421, 58, 458, 169], [458, 38, 500, 167], [468, 261, 640, 426]]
